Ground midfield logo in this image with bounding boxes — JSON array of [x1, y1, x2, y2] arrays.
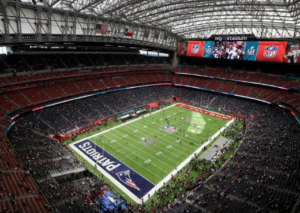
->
[[161, 125, 177, 133]]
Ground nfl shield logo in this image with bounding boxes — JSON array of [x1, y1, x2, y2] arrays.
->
[[191, 44, 199, 54], [263, 45, 278, 58]]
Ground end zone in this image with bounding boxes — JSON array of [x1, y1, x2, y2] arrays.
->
[[176, 103, 232, 121], [70, 139, 155, 203]]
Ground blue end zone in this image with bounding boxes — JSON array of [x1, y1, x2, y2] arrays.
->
[[74, 139, 155, 199]]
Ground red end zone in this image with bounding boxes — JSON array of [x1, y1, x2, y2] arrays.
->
[[176, 104, 232, 121]]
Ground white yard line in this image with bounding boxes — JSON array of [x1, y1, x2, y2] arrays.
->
[[100, 131, 170, 174], [70, 103, 234, 204], [112, 124, 186, 161]]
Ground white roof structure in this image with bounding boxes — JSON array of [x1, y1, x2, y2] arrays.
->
[[24, 0, 300, 39]]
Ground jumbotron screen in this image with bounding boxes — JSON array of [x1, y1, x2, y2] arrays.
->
[[178, 40, 300, 64]]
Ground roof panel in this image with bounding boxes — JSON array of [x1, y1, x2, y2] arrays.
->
[[21, 0, 300, 39]]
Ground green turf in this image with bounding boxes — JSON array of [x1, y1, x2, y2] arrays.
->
[[68, 104, 228, 184]]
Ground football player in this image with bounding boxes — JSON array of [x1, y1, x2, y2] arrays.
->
[[178, 42, 187, 56], [212, 48, 220, 58], [284, 44, 300, 63]]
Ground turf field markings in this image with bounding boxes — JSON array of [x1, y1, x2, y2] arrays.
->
[[143, 107, 226, 145], [124, 122, 210, 164], [162, 115, 224, 141], [108, 127, 184, 166], [145, 108, 225, 138], [174, 118, 223, 135], [135, 115, 227, 156], [120, 122, 189, 158], [106, 128, 182, 168], [103, 131, 177, 170], [127, 122, 191, 155], [136, 114, 224, 148], [135, 117, 207, 150], [98, 135, 166, 178]]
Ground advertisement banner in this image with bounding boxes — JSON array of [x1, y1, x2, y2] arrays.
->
[[283, 41, 300, 64], [256, 41, 287, 62], [179, 40, 299, 64], [243, 41, 259, 61], [187, 41, 204, 57], [203, 41, 214, 58]]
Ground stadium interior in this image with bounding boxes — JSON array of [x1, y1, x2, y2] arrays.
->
[[0, 0, 300, 213]]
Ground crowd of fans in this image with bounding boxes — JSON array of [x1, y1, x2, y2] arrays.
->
[[0, 54, 169, 73], [171, 87, 266, 116], [17, 86, 174, 135], [4, 86, 300, 213], [0, 139, 52, 213]]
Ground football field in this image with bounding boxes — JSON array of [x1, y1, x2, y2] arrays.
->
[[69, 104, 231, 202]]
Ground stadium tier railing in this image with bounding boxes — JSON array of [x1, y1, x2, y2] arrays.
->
[[176, 67, 300, 89]]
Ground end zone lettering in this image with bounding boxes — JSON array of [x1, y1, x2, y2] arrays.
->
[[73, 139, 155, 199], [78, 142, 120, 171]]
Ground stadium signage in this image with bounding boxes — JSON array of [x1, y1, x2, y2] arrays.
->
[[214, 36, 248, 41], [73, 139, 155, 198], [179, 40, 297, 63]]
